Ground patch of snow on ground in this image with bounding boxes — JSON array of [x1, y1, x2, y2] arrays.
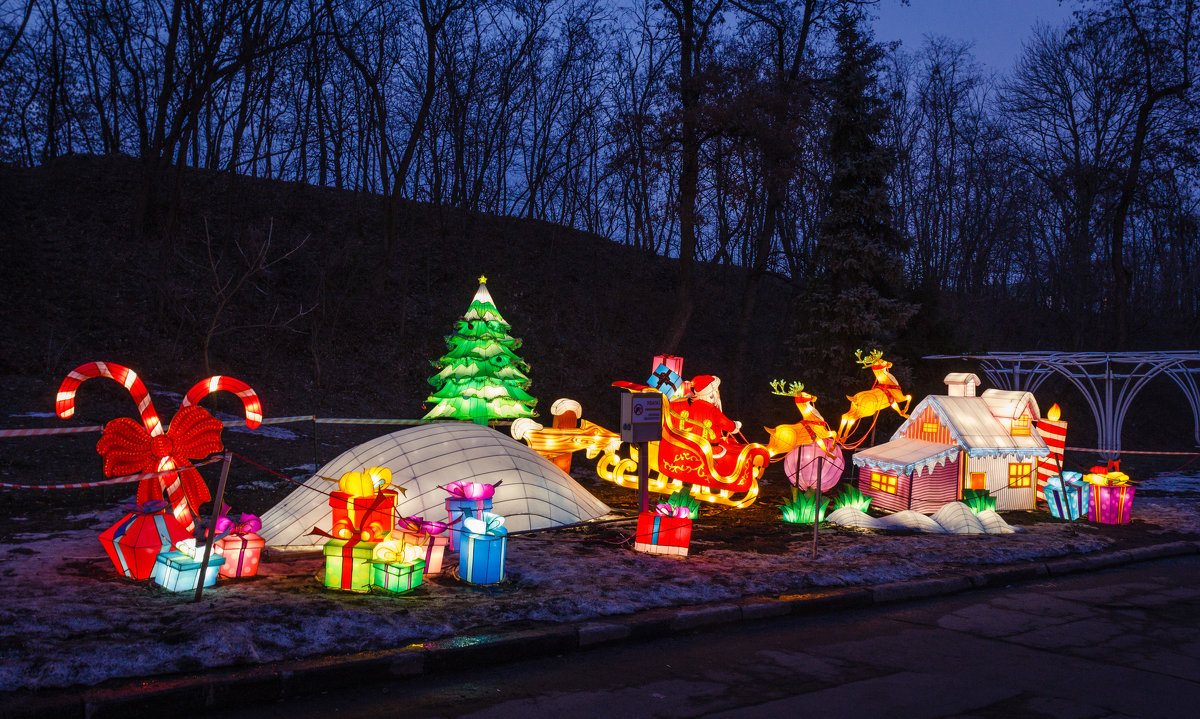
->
[[2, 483, 1197, 693]]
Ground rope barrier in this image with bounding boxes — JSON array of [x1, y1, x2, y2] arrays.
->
[[0, 416, 512, 437], [0, 425, 106, 437], [1065, 447, 1200, 456], [0, 456, 224, 490]]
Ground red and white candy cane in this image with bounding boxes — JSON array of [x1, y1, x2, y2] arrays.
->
[[57, 362, 163, 435], [182, 376, 263, 428], [56, 362, 196, 531]]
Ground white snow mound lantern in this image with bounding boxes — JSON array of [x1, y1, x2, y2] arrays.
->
[[259, 423, 611, 548]]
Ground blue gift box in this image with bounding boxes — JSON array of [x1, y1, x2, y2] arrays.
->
[[459, 532, 506, 584], [446, 497, 492, 551], [647, 363, 684, 398], [1045, 472, 1088, 520], [152, 550, 226, 592]]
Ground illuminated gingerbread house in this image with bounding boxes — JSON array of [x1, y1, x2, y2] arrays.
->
[[851, 374, 1049, 513]]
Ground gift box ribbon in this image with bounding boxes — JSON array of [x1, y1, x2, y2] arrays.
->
[[310, 491, 388, 588], [371, 538, 425, 564], [98, 406, 223, 511], [445, 480, 501, 500], [462, 512, 507, 537], [215, 511, 262, 536], [338, 467, 394, 496], [654, 503, 691, 518], [1045, 471, 1086, 492], [109, 500, 172, 577]]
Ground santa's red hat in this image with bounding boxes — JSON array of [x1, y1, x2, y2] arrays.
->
[[692, 375, 718, 392]]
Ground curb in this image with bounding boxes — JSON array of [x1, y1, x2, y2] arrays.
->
[[6, 539, 1199, 719]]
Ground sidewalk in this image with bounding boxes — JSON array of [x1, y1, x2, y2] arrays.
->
[[6, 538, 1198, 719]]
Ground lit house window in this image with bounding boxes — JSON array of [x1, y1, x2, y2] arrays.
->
[[1011, 414, 1031, 436], [870, 471, 898, 494], [968, 472, 986, 490], [1008, 463, 1032, 488], [922, 421, 939, 435]]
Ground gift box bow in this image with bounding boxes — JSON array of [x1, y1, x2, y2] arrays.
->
[[445, 480, 501, 500], [1045, 471, 1087, 491], [1083, 468, 1132, 486], [462, 512, 507, 537], [118, 499, 171, 516], [215, 511, 262, 536], [98, 406, 223, 476], [371, 538, 426, 564], [396, 516, 447, 545], [309, 490, 389, 541], [654, 503, 691, 518], [338, 466, 393, 496]]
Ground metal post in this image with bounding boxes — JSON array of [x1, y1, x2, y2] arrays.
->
[[637, 442, 650, 513], [194, 452, 232, 603], [812, 454, 823, 559]]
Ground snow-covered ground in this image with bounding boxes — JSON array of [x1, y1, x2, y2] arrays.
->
[[1, 474, 1197, 693]]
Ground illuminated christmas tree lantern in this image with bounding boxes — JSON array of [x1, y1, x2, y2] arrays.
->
[[396, 517, 449, 575], [1084, 465, 1136, 524], [322, 537, 378, 592], [423, 276, 537, 424], [1044, 471, 1088, 520], [445, 480, 498, 551], [329, 467, 399, 542], [98, 500, 192, 580], [152, 549, 226, 592], [458, 513, 507, 584], [633, 504, 692, 556], [214, 513, 266, 578], [370, 539, 426, 594]]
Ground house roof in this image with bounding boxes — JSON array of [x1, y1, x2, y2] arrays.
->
[[851, 437, 959, 476], [896, 395, 1049, 460], [980, 388, 1041, 422]]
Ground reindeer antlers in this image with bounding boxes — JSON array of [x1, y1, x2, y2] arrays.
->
[[770, 379, 808, 397], [855, 348, 884, 367]]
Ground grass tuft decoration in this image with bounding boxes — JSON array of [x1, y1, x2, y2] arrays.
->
[[832, 485, 872, 513], [963, 489, 996, 514], [779, 487, 829, 524]]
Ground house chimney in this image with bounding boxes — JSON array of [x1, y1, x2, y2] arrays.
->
[[944, 373, 980, 397]]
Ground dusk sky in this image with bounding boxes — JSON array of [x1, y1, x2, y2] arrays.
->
[[873, 0, 1077, 73]]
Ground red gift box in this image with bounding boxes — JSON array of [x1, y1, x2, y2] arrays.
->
[[329, 489, 398, 541], [98, 502, 191, 579], [214, 532, 265, 578], [633, 511, 692, 557]]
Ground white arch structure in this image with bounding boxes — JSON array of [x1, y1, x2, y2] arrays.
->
[[925, 351, 1200, 459]]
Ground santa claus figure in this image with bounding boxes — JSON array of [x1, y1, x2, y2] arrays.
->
[[667, 375, 746, 473]]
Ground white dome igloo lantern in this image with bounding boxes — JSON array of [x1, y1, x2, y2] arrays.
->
[[259, 423, 611, 548]]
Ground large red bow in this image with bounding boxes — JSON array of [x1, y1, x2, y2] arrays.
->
[[96, 405, 223, 508]]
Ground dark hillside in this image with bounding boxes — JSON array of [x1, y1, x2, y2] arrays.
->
[[0, 154, 799, 433]]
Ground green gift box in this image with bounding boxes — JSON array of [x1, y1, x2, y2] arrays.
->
[[372, 558, 425, 594], [322, 537, 378, 592]]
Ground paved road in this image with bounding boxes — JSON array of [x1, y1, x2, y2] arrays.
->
[[216, 555, 1200, 718]]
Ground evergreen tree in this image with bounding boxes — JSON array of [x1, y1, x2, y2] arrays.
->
[[793, 12, 917, 395], [423, 276, 537, 423]]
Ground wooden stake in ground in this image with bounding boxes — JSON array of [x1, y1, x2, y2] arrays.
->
[[194, 452, 232, 603]]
